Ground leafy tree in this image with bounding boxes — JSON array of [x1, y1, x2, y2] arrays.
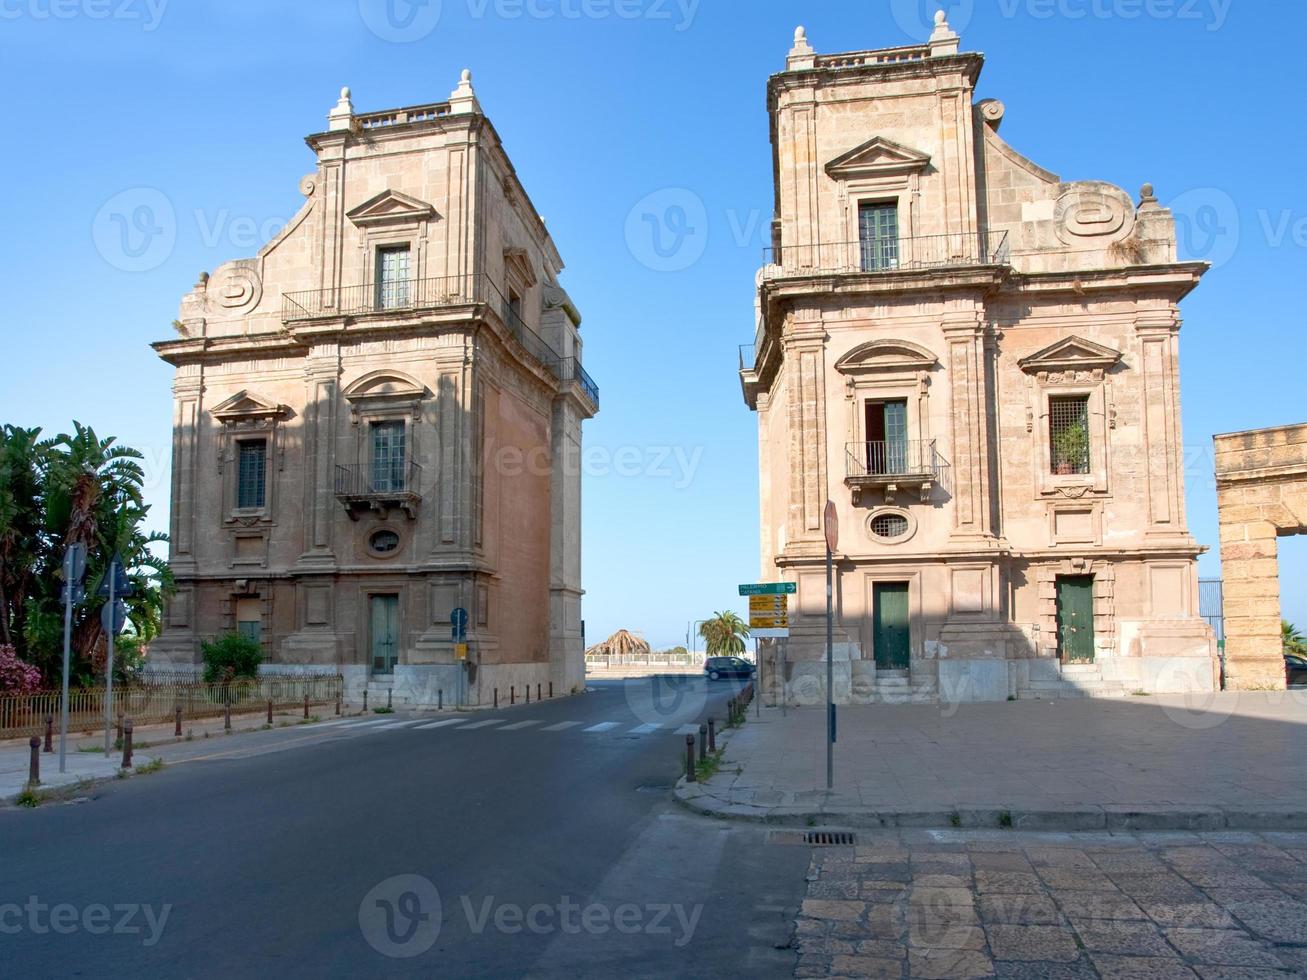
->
[[0, 644, 42, 694], [699, 611, 750, 657], [0, 422, 171, 687], [201, 633, 263, 684], [1285, 621, 1307, 658]]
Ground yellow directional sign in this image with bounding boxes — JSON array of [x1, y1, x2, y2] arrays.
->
[[749, 594, 788, 629]]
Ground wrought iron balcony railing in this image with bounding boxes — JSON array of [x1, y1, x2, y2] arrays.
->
[[334, 461, 422, 518], [763, 231, 1010, 279], [845, 440, 949, 505], [558, 357, 600, 408]]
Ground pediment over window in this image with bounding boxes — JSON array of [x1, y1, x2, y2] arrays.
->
[[342, 370, 428, 422], [1019, 336, 1123, 375], [346, 190, 438, 228], [835, 339, 938, 375], [210, 391, 289, 424], [825, 137, 932, 180], [503, 247, 538, 289]]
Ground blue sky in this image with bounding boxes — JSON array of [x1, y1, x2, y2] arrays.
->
[[0, 0, 1302, 650]]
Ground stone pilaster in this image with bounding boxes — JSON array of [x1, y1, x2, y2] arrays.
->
[[784, 312, 827, 545], [298, 346, 340, 566], [943, 314, 996, 544]]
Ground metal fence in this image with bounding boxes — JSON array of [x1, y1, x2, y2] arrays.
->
[[585, 652, 702, 668], [0, 675, 344, 740], [1199, 578, 1225, 642], [763, 230, 1010, 277]]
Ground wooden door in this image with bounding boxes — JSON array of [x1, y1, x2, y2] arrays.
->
[[1056, 576, 1096, 664], [873, 582, 911, 670]]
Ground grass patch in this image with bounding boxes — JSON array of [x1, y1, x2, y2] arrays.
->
[[998, 810, 1013, 829], [15, 786, 41, 808], [1131, 690, 1151, 697], [298, 715, 322, 725], [694, 750, 724, 782], [950, 811, 961, 827], [373, 707, 395, 715], [135, 758, 165, 775]]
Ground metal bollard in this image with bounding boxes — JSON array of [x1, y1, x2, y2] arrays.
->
[[511, 686, 516, 705], [115, 712, 124, 745], [537, 684, 541, 702], [224, 702, 232, 732], [708, 718, 716, 753], [438, 689, 444, 711], [549, 682, 553, 699], [494, 688, 499, 709], [175, 703, 183, 737], [28, 736, 40, 786], [698, 724, 707, 763], [363, 690, 369, 712], [526, 685, 531, 704], [267, 699, 274, 725], [685, 735, 696, 782], [336, 693, 342, 716], [121, 721, 133, 770], [304, 692, 310, 719], [387, 688, 393, 711], [44, 715, 53, 753]]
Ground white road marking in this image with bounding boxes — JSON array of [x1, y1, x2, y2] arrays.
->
[[499, 720, 542, 731], [583, 722, 621, 733], [629, 723, 661, 735], [354, 719, 401, 728], [457, 719, 505, 730], [415, 719, 466, 730], [675, 724, 701, 735], [541, 721, 582, 732], [374, 721, 420, 731]]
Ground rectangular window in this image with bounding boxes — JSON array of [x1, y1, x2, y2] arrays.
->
[[865, 399, 909, 475], [236, 597, 261, 645], [236, 440, 267, 509], [375, 245, 411, 310], [858, 202, 899, 272], [1049, 395, 1091, 475], [370, 421, 406, 493]]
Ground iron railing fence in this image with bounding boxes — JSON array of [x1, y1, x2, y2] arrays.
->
[[846, 440, 944, 480], [282, 273, 600, 406], [584, 651, 702, 668], [764, 231, 1010, 278], [0, 675, 344, 740], [739, 344, 757, 372], [334, 460, 423, 500]]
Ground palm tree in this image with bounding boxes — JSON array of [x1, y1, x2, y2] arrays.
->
[[1284, 621, 1307, 658], [699, 611, 749, 657]]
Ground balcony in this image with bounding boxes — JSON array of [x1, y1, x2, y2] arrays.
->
[[845, 440, 950, 505], [334, 461, 422, 520], [762, 231, 1010, 280], [281, 274, 599, 411]]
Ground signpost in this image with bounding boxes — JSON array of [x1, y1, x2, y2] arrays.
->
[[741, 582, 794, 714], [824, 500, 838, 791], [451, 608, 470, 705], [97, 553, 134, 756], [59, 544, 87, 773]]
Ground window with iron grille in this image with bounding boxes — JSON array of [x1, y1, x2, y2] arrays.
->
[[375, 245, 411, 310], [858, 202, 899, 272], [236, 440, 267, 509], [871, 513, 910, 539], [1049, 396, 1091, 475], [370, 421, 406, 493]]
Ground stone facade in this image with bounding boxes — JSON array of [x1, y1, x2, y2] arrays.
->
[[151, 75, 598, 705], [1215, 423, 1307, 690], [740, 17, 1217, 704]]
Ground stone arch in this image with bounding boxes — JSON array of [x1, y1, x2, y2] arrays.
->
[[1214, 423, 1307, 690]]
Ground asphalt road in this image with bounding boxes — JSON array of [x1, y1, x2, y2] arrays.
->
[[1, 677, 807, 979]]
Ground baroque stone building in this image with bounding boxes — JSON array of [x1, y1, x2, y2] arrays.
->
[[151, 74, 598, 704], [740, 16, 1218, 703]]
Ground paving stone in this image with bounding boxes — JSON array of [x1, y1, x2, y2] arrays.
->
[[1026, 848, 1095, 869], [908, 947, 995, 979], [908, 921, 987, 950], [971, 852, 1036, 873], [1090, 953, 1199, 979], [915, 873, 971, 888], [978, 894, 1063, 926], [1192, 968, 1300, 980], [1070, 918, 1176, 957], [1139, 901, 1236, 929], [853, 939, 907, 959], [860, 882, 909, 903], [801, 899, 866, 922], [1162, 928, 1286, 968], [993, 961, 1097, 980], [863, 904, 906, 941], [1220, 898, 1307, 944], [909, 886, 975, 908], [976, 871, 1045, 894], [984, 924, 1080, 962], [1109, 873, 1205, 901], [809, 879, 861, 900], [796, 937, 857, 956], [1037, 868, 1116, 891], [1051, 890, 1147, 920], [829, 953, 904, 977], [1180, 871, 1277, 890]]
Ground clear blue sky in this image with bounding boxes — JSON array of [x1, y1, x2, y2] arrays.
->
[[1, 0, 1302, 650]]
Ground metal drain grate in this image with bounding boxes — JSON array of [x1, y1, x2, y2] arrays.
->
[[804, 831, 858, 846]]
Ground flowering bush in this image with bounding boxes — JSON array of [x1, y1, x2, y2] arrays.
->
[[0, 644, 43, 695]]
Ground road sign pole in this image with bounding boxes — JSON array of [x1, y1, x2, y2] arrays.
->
[[103, 568, 115, 756], [826, 541, 833, 791], [58, 550, 75, 774]]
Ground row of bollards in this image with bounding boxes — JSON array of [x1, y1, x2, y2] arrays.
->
[[29, 719, 137, 787], [683, 716, 720, 783], [494, 684, 556, 708]]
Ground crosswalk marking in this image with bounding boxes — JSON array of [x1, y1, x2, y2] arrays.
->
[[629, 723, 661, 735], [499, 720, 542, 731], [354, 719, 400, 728], [583, 722, 620, 733], [674, 724, 701, 735], [375, 721, 419, 731], [457, 719, 504, 730], [415, 719, 466, 730], [542, 721, 582, 732]]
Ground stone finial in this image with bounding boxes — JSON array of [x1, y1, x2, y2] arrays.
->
[[1139, 183, 1159, 207], [449, 68, 481, 115], [787, 25, 816, 70], [328, 86, 354, 131], [929, 8, 960, 57]]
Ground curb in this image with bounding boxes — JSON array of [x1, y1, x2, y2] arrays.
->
[[673, 783, 1307, 833]]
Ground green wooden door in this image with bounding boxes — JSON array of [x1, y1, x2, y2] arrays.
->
[[873, 582, 911, 670], [371, 594, 399, 673], [1056, 576, 1096, 664]]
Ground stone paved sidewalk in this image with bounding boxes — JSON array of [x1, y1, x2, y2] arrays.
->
[[792, 829, 1307, 978], [677, 692, 1307, 831]]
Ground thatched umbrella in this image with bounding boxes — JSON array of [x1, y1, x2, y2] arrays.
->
[[588, 629, 651, 662]]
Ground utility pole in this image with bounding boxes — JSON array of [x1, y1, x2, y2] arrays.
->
[[823, 500, 838, 792], [59, 544, 86, 774]]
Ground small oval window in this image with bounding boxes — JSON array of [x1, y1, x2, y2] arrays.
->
[[871, 514, 910, 540], [370, 530, 401, 555]]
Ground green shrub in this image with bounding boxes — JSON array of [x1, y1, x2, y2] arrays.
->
[[201, 633, 263, 684]]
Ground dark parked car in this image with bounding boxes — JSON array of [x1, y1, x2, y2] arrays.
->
[[704, 656, 757, 681], [1287, 654, 1307, 687]]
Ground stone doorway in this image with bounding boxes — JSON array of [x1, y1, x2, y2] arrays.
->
[[1214, 423, 1307, 690]]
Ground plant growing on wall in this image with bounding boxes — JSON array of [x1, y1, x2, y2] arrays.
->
[[1052, 418, 1090, 475]]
